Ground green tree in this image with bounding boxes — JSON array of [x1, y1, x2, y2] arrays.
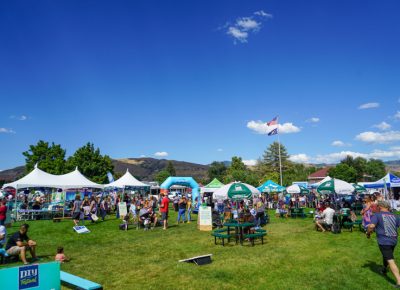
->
[[340, 156, 367, 181], [365, 159, 386, 181], [207, 161, 227, 182], [23, 140, 67, 174], [154, 170, 170, 184], [328, 164, 357, 183], [66, 142, 114, 183], [262, 142, 290, 172], [165, 161, 176, 176], [230, 156, 246, 171]]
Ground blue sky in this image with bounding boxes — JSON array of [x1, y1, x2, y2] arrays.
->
[[1, 0, 400, 169]]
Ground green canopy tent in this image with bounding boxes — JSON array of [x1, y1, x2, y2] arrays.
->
[[317, 178, 355, 195], [201, 178, 225, 193], [286, 184, 310, 195]]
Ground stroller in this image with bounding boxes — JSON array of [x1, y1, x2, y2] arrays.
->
[[139, 208, 151, 231]]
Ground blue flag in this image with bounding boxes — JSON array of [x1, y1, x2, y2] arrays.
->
[[268, 128, 278, 136], [107, 172, 114, 183]]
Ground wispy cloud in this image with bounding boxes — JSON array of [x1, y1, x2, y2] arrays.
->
[[10, 115, 28, 121], [224, 10, 273, 44], [243, 159, 257, 166], [331, 140, 351, 147], [373, 121, 391, 131], [154, 152, 168, 157], [217, 148, 223, 152], [247, 120, 301, 134], [306, 117, 320, 123], [0, 128, 15, 134], [394, 111, 400, 120], [291, 148, 400, 164], [289, 154, 310, 163], [358, 102, 380, 110], [355, 131, 400, 144]]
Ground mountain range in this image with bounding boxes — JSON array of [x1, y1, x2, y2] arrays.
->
[[1, 158, 400, 184]]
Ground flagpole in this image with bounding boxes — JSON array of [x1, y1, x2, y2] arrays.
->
[[277, 123, 283, 186]]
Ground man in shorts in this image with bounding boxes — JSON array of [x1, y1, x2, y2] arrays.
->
[[159, 193, 169, 230], [6, 224, 37, 265], [367, 200, 400, 287]]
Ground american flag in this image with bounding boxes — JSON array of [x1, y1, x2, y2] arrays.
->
[[267, 116, 278, 126]]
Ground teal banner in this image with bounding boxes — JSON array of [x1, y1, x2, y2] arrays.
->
[[0, 262, 60, 290]]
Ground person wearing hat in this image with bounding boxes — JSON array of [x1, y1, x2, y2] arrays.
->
[[367, 200, 400, 288]]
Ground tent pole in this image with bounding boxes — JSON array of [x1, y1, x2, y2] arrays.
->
[[14, 185, 18, 222], [277, 132, 283, 186]]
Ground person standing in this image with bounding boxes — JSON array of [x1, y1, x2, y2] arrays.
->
[[71, 195, 83, 226], [186, 196, 192, 223], [0, 224, 6, 248], [367, 200, 400, 287], [0, 200, 7, 226], [177, 197, 187, 224], [159, 193, 169, 230]]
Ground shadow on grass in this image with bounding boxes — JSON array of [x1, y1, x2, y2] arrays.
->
[[362, 260, 396, 285]]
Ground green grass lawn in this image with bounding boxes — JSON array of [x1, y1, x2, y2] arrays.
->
[[1, 209, 399, 290]]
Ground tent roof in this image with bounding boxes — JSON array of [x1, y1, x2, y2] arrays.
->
[[310, 176, 332, 188], [2, 165, 103, 189], [257, 180, 285, 192], [204, 178, 224, 188], [360, 172, 400, 188], [104, 169, 149, 188]]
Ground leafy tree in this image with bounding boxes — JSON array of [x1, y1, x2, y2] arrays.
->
[[230, 156, 247, 171], [165, 161, 176, 176], [328, 164, 357, 183], [283, 164, 317, 186], [23, 140, 67, 174], [66, 142, 114, 183], [154, 170, 170, 184], [340, 156, 367, 181], [365, 159, 386, 181], [208, 161, 227, 181]]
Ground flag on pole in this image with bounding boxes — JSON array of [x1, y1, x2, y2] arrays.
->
[[107, 172, 114, 183], [267, 116, 278, 126], [268, 128, 278, 136], [266, 116, 279, 136]]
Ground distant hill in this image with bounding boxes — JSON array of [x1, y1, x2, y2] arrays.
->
[[0, 158, 209, 183]]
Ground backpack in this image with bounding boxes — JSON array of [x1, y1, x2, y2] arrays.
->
[[331, 222, 341, 234]]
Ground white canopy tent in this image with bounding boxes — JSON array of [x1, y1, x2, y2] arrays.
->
[[104, 169, 149, 189], [310, 176, 332, 188], [57, 167, 104, 189]]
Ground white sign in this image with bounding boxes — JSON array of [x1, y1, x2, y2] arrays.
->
[[118, 202, 127, 217], [73, 226, 90, 234], [198, 206, 212, 231]]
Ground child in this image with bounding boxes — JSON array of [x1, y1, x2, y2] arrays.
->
[[55, 246, 69, 263]]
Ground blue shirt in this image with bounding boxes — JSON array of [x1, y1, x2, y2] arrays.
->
[[371, 212, 400, 246]]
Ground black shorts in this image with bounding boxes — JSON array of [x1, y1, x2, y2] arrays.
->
[[72, 212, 81, 220], [256, 212, 264, 219], [161, 212, 168, 221], [379, 244, 396, 261]]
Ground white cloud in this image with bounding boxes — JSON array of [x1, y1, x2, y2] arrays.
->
[[224, 11, 272, 44], [358, 102, 380, 110], [331, 140, 351, 147], [217, 148, 223, 152], [254, 10, 273, 18], [227, 27, 249, 43], [154, 152, 168, 157], [373, 121, 391, 131], [237, 17, 260, 31], [293, 148, 400, 164], [140, 155, 146, 158], [355, 131, 400, 144], [246, 120, 301, 135], [289, 154, 310, 163], [0, 128, 15, 134], [243, 159, 257, 166], [10, 115, 28, 121], [394, 111, 400, 120], [306, 117, 320, 123]]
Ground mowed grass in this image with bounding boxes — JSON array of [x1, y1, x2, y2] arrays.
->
[[1, 209, 399, 290]]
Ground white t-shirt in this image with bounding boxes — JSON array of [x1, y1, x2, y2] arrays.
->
[[322, 207, 335, 225], [0, 225, 6, 245]]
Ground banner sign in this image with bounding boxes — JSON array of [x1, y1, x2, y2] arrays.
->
[[119, 202, 127, 217], [0, 262, 60, 290], [198, 206, 212, 231]]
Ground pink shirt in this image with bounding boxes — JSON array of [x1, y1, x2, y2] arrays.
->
[[55, 253, 66, 262]]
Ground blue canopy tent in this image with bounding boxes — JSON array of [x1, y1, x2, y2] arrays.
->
[[257, 180, 285, 193], [360, 173, 400, 189]]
